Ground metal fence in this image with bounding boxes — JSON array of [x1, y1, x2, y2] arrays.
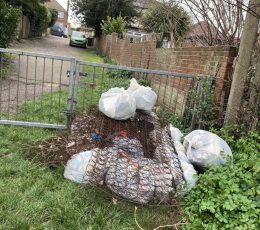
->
[[0, 48, 211, 130]]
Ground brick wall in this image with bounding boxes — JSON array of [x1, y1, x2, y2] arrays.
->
[[96, 34, 237, 120]]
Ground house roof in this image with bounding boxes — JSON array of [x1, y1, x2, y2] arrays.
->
[[46, 0, 67, 12]]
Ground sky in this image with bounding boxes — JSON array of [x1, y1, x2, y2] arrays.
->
[[56, 0, 80, 27], [57, 0, 67, 10]]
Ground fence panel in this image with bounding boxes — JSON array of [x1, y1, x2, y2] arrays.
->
[[0, 48, 75, 129]]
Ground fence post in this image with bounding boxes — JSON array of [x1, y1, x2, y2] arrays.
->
[[66, 58, 76, 129], [72, 61, 80, 112]]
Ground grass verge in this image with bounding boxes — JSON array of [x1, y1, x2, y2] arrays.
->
[[0, 49, 180, 229]]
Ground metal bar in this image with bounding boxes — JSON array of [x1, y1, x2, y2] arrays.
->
[[66, 58, 76, 127], [89, 66, 96, 105], [57, 60, 63, 123], [182, 79, 194, 129], [7, 53, 12, 120], [163, 75, 169, 105], [172, 77, 182, 116], [82, 78, 87, 110], [0, 120, 66, 129], [32, 57, 37, 122], [190, 79, 202, 129], [157, 75, 163, 103], [79, 61, 203, 78], [16, 54, 21, 119], [49, 59, 54, 123], [40, 57, 46, 119], [0, 48, 74, 61], [0, 54, 3, 119], [24, 56, 29, 120], [72, 61, 80, 112], [100, 67, 105, 94], [0, 49, 23, 55]]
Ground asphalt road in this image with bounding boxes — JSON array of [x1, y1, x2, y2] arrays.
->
[[0, 35, 86, 114]]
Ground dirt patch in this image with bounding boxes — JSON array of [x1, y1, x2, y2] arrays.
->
[[28, 111, 162, 165]]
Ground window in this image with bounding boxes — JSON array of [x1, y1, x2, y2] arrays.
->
[[58, 11, 64, 19]]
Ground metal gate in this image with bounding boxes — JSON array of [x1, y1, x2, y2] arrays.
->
[[0, 48, 211, 129]]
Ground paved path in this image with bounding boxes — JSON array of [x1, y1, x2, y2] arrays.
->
[[0, 36, 86, 115]]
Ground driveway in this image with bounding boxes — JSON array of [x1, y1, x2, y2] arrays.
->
[[0, 35, 87, 115]]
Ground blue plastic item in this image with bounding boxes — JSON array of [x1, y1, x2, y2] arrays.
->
[[91, 132, 102, 141]]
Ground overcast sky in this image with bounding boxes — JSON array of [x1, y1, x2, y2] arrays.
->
[[57, 0, 67, 10]]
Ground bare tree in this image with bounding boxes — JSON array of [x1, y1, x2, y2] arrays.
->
[[181, 0, 247, 46]]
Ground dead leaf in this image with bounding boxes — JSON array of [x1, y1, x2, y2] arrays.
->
[[112, 197, 118, 205], [66, 141, 76, 148]]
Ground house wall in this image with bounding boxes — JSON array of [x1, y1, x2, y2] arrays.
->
[[96, 34, 238, 121], [56, 11, 69, 27], [46, 0, 68, 26]]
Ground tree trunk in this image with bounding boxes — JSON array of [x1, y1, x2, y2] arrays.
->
[[169, 31, 175, 48], [224, 0, 260, 126], [248, 56, 260, 129]]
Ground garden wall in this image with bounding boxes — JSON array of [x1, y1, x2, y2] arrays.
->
[[96, 34, 238, 122]]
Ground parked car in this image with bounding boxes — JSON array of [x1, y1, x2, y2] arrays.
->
[[69, 31, 87, 48], [51, 24, 67, 38]]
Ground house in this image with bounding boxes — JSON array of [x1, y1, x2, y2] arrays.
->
[[129, 0, 158, 31], [46, 0, 68, 27], [185, 21, 223, 46]]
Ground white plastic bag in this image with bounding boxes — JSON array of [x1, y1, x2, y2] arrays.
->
[[127, 78, 157, 113], [99, 87, 136, 120], [64, 150, 94, 184], [169, 124, 183, 142], [183, 130, 232, 168], [169, 125, 197, 192], [179, 160, 197, 191]]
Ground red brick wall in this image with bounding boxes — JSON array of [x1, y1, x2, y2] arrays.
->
[[96, 34, 237, 119]]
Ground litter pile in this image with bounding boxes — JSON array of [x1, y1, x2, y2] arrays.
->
[[64, 78, 232, 204]]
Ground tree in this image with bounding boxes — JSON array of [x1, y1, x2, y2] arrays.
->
[[181, 0, 249, 46], [6, 0, 55, 37], [224, 0, 260, 126], [101, 15, 126, 35], [48, 8, 58, 27], [0, 0, 21, 47], [140, 1, 190, 47], [71, 0, 138, 37]]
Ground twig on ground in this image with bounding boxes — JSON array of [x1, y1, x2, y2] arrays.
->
[[134, 206, 188, 230], [134, 206, 145, 230]]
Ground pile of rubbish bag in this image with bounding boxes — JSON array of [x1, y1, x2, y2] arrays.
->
[[99, 78, 157, 120], [64, 78, 232, 204]]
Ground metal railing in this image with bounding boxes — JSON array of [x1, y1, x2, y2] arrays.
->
[[0, 48, 212, 129], [0, 48, 75, 129]]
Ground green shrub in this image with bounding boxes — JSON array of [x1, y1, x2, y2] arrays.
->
[[183, 130, 259, 230], [48, 8, 58, 27], [0, 53, 16, 78], [30, 3, 52, 37], [106, 69, 132, 79], [138, 78, 151, 87], [101, 14, 126, 35], [0, 0, 21, 48]]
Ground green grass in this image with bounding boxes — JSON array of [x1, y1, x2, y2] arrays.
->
[[0, 50, 179, 229]]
